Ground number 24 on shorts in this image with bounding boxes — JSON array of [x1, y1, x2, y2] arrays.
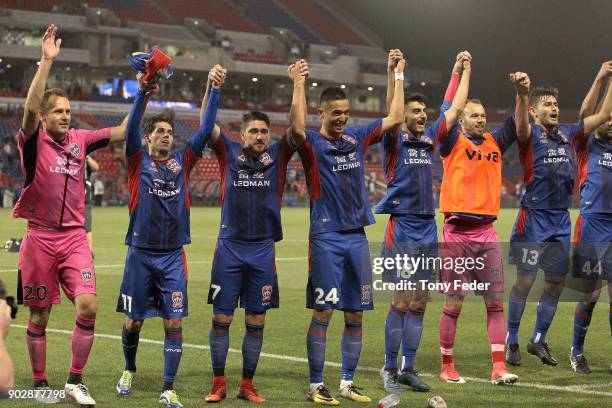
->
[[314, 287, 339, 305]]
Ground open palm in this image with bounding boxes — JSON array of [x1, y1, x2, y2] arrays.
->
[[42, 24, 61, 60]]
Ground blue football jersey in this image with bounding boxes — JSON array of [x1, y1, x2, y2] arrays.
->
[[574, 134, 612, 214], [298, 119, 382, 236], [125, 147, 199, 249], [518, 122, 584, 209], [212, 132, 294, 241], [375, 113, 448, 215]]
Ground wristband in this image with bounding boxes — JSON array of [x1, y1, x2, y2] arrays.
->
[[394, 72, 404, 81]]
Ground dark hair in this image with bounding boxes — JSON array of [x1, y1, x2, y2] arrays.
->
[[529, 86, 559, 107], [241, 111, 270, 130], [40, 88, 69, 112], [143, 114, 174, 136], [319, 86, 348, 106], [405, 93, 426, 105]]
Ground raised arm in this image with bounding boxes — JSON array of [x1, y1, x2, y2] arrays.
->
[[199, 65, 226, 147], [584, 78, 612, 135], [510, 71, 531, 142], [440, 51, 471, 112], [381, 57, 405, 133], [190, 69, 225, 155], [385, 49, 403, 112], [442, 57, 471, 128], [287, 59, 309, 149], [124, 73, 157, 155], [22, 24, 61, 137], [579, 61, 612, 119]]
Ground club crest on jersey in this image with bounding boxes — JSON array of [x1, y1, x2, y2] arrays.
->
[[69, 143, 81, 157], [81, 269, 92, 283], [539, 133, 548, 144], [361, 284, 372, 304], [420, 135, 433, 145], [259, 152, 273, 166], [341, 135, 357, 145], [172, 291, 184, 309], [167, 159, 181, 173], [261, 285, 273, 303]]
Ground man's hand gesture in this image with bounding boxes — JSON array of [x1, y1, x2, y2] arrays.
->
[[209, 64, 227, 88], [596, 61, 612, 81], [452, 51, 472, 74], [388, 49, 403, 72], [510, 72, 530, 96], [288, 59, 309, 84], [42, 24, 61, 61]]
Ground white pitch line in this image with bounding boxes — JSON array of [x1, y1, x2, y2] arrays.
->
[[11, 325, 612, 398], [571, 383, 612, 389], [0, 257, 307, 274]]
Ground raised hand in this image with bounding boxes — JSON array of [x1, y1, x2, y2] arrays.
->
[[288, 59, 309, 84], [208, 64, 227, 88], [453, 50, 472, 74], [136, 72, 160, 99], [395, 58, 406, 73], [510, 72, 530, 96], [388, 49, 403, 72], [42, 24, 61, 61], [596, 60, 612, 80]]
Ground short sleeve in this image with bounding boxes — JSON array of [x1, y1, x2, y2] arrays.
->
[[210, 131, 238, 159], [77, 128, 111, 155], [347, 118, 383, 149], [427, 113, 449, 146], [437, 124, 460, 157], [567, 121, 585, 143], [491, 115, 517, 153]]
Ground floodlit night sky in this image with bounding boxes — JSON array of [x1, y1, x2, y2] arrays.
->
[[339, 0, 612, 109]]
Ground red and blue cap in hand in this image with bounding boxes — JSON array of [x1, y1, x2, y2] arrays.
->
[[127, 46, 174, 81]]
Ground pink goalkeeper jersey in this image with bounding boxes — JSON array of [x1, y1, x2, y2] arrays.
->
[[12, 126, 111, 228]]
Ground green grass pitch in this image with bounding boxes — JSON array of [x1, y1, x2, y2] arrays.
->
[[0, 207, 610, 407]]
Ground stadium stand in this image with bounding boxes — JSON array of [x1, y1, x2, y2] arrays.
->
[[159, 0, 262, 33], [242, 0, 323, 44], [0, 0, 64, 12], [277, 0, 368, 45], [88, 0, 173, 24]]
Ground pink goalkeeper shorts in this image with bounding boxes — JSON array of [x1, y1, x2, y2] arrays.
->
[[19, 224, 96, 307], [439, 222, 504, 297]]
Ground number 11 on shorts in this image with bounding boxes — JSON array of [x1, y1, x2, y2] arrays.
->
[[122, 293, 132, 313]]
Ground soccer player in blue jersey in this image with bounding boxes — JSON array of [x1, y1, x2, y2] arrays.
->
[[203, 61, 309, 404], [377, 49, 471, 393], [297, 53, 405, 405], [114, 70, 222, 408], [506, 67, 612, 367], [569, 62, 612, 374]]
